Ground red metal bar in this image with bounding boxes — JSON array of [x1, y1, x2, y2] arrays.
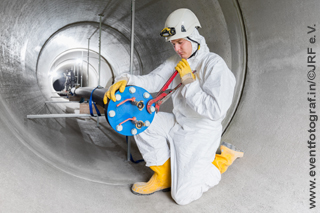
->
[[146, 70, 196, 114], [155, 70, 178, 97]]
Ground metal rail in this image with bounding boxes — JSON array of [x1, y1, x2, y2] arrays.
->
[[98, 14, 104, 87], [45, 101, 80, 103], [27, 114, 104, 119], [127, 0, 136, 161], [87, 38, 90, 86]]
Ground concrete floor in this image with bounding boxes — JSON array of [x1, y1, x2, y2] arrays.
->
[[0, 0, 319, 212]]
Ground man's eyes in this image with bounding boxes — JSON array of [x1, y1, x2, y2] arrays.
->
[[172, 41, 183, 47]]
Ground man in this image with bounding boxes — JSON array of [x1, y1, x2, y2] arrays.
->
[[104, 8, 243, 205]]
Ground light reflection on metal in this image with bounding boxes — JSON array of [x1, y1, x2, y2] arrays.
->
[[127, 0, 136, 161], [98, 14, 104, 87], [27, 114, 104, 119], [130, 0, 135, 75], [87, 39, 90, 86]]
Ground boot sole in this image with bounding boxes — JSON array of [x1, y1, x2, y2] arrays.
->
[[221, 142, 244, 158], [130, 185, 171, 196], [221, 142, 244, 153]]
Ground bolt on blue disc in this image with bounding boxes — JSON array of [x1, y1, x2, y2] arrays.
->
[[106, 86, 155, 136]]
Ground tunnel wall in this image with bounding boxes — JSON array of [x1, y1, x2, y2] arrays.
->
[[1, 0, 319, 212], [221, 0, 320, 211], [0, 0, 237, 185]]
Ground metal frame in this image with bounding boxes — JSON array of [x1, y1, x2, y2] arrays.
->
[[27, 114, 104, 119], [45, 101, 80, 103], [98, 14, 104, 87], [127, 0, 135, 161]]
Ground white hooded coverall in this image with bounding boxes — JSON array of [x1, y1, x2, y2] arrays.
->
[[116, 29, 236, 205]]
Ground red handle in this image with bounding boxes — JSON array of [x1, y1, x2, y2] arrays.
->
[[155, 71, 179, 96], [116, 97, 136, 107], [118, 117, 137, 126]]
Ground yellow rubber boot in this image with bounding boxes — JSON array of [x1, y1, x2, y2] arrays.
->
[[213, 142, 244, 174], [131, 159, 171, 195]]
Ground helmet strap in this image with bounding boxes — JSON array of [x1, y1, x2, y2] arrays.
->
[[187, 37, 200, 59]]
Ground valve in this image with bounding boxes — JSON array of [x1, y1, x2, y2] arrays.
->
[[118, 117, 146, 130]]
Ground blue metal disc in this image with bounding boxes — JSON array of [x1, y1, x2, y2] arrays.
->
[[106, 86, 155, 136]]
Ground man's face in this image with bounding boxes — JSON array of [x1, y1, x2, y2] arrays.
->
[[171, 38, 192, 59]]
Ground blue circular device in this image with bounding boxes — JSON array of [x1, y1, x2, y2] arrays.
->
[[105, 86, 155, 136]]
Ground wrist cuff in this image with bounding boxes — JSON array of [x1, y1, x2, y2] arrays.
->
[[181, 73, 195, 85]]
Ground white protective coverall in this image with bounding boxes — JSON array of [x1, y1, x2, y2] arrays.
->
[[116, 29, 236, 205]]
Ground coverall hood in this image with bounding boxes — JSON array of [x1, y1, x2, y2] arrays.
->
[[186, 28, 210, 63]]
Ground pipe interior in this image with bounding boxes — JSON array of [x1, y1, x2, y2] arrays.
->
[[0, 0, 245, 184], [1, 0, 315, 211]]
